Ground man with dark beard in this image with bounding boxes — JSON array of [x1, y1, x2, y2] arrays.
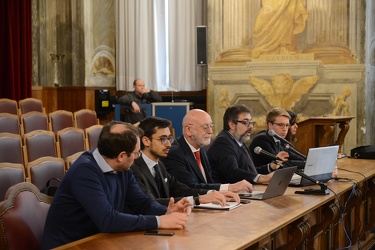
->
[[207, 104, 278, 184], [129, 116, 239, 208]]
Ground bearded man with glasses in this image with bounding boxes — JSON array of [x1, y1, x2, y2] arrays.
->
[[249, 107, 306, 170], [207, 104, 278, 185], [129, 116, 240, 210]]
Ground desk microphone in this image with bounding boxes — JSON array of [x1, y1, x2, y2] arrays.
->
[[254, 147, 329, 195], [254, 146, 283, 161], [268, 130, 307, 159]]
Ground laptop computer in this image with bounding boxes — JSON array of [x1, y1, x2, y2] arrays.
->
[[289, 145, 339, 187], [239, 166, 297, 200]]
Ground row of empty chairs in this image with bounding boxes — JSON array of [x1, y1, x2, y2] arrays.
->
[[0, 108, 100, 136], [0, 97, 46, 115], [0, 124, 103, 200], [0, 124, 102, 168], [0, 157, 65, 201]]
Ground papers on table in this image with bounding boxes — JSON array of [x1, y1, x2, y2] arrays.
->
[[194, 201, 242, 211]]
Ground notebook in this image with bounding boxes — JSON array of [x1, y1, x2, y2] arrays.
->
[[239, 166, 297, 200], [289, 145, 339, 187], [194, 201, 242, 210]]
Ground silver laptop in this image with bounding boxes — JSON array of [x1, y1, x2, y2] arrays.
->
[[289, 145, 339, 187], [239, 166, 297, 200]]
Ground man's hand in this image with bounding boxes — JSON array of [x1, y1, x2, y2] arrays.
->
[[277, 151, 289, 161], [166, 197, 192, 215], [142, 88, 151, 94], [160, 197, 191, 229], [199, 190, 240, 207], [228, 180, 253, 193], [159, 212, 189, 229], [257, 172, 274, 184], [131, 102, 141, 113]]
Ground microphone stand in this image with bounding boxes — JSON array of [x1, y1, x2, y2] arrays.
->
[[283, 162, 329, 195], [285, 144, 307, 160]]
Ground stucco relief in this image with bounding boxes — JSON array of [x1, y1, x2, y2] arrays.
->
[[213, 0, 357, 65], [331, 87, 352, 116], [249, 74, 319, 110]]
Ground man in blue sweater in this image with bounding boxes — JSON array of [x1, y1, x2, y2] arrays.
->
[[42, 121, 191, 249]]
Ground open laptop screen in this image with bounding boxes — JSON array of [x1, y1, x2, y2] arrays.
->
[[290, 145, 339, 186]]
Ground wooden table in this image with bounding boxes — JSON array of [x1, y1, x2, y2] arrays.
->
[[54, 158, 375, 250]]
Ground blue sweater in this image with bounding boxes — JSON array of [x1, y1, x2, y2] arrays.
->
[[42, 151, 167, 249]]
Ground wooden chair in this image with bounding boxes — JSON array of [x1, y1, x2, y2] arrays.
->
[[0, 163, 25, 200], [0, 113, 21, 134], [18, 97, 45, 115], [48, 110, 74, 134], [20, 111, 49, 135], [84, 124, 103, 150], [26, 156, 65, 191], [0, 133, 24, 164], [57, 127, 86, 160], [73, 109, 99, 130], [65, 151, 84, 171], [0, 98, 18, 115], [22, 130, 58, 165], [0, 182, 52, 250]]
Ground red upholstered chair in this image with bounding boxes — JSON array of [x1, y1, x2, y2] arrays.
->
[[0, 182, 52, 250], [73, 109, 99, 130], [18, 98, 45, 115], [0, 98, 18, 115], [0, 163, 25, 200]]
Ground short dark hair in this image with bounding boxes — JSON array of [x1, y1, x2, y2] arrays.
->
[[133, 79, 138, 86], [97, 121, 143, 158], [223, 104, 252, 131], [138, 117, 171, 149]]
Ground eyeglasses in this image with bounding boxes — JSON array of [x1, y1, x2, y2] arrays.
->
[[272, 123, 291, 129], [188, 124, 215, 132], [132, 151, 142, 159], [236, 120, 256, 127], [152, 136, 175, 144]]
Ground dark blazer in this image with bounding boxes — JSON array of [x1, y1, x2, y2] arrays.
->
[[160, 136, 221, 190], [131, 156, 208, 206], [249, 130, 305, 169], [206, 130, 270, 184]]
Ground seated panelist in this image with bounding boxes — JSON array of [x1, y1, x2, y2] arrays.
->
[[161, 109, 252, 193]]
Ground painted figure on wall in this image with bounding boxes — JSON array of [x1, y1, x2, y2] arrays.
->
[[252, 0, 308, 58]]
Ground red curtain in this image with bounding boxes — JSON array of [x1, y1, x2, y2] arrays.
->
[[0, 0, 32, 100]]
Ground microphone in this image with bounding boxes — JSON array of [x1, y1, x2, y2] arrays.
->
[[268, 130, 306, 159], [254, 146, 283, 161]]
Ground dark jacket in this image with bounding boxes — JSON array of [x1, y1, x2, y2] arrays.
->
[[207, 130, 270, 184], [249, 130, 306, 169], [161, 136, 221, 190], [131, 156, 208, 206]]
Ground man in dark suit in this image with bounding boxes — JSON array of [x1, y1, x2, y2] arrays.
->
[[130, 116, 239, 208], [161, 109, 252, 192], [249, 107, 306, 169], [207, 104, 280, 184]]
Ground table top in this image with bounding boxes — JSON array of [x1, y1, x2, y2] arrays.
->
[[54, 157, 375, 250]]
